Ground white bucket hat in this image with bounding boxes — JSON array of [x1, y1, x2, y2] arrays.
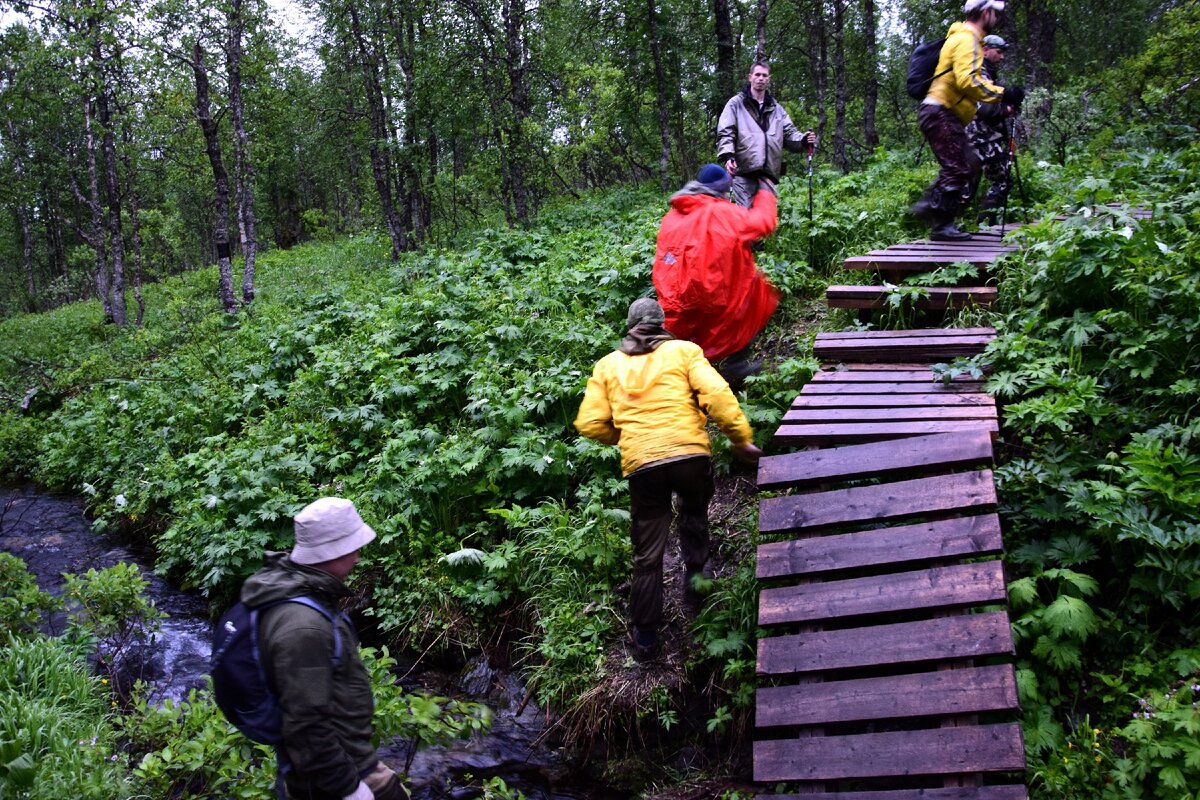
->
[[964, 0, 1005, 12], [291, 497, 377, 565]]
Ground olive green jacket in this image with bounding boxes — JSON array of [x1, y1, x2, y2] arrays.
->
[[241, 553, 376, 799]]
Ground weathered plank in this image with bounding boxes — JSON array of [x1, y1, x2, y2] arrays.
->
[[843, 255, 998, 270], [759, 561, 1008, 625], [791, 393, 994, 408], [783, 406, 997, 423], [756, 663, 1019, 727], [810, 370, 982, 383], [769, 784, 1028, 799], [759, 471, 997, 534], [773, 419, 999, 445], [756, 514, 1004, 579], [827, 285, 998, 310], [817, 328, 997, 340], [800, 381, 984, 395], [754, 723, 1026, 781], [757, 431, 994, 490], [757, 611, 1015, 674], [814, 342, 995, 362]]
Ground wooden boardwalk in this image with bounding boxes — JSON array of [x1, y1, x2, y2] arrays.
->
[[755, 234, 1027, 795]]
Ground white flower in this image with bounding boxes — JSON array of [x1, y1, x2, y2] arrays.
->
[[543, 455, 555, 464], [113, 494, 128, 509], [82, 482, 97, 496], [203, 494, 220, 509], [118, 400, 129, 411]]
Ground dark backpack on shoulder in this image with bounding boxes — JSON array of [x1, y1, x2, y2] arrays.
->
[[906, 38, 950, 99], [210, 596, 346, 745]]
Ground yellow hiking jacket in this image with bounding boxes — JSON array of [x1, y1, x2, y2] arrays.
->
[[926, 21, 1005, 124], [574, 339, 753, 477]]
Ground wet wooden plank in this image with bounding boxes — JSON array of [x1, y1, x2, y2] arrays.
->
[[791, 393, 994, 408], [783, 406, 997, 423], [843, 255, 998, 269], [756, 664, 1019, 727], [827, 286, 999, 310], [754, 723, 1026, 781], [757, 611, 1016, 675], [801, 381, 984, 395], [757, 514, 1004, 579], [810, 370, 982, 383], [773, 419, 999, 445], [759, 561, 1008, 625], [757, 431, 994, 490], [817, 328, 997, 340], [769, 787, 1028, 800], [759, 470, 997, 535]]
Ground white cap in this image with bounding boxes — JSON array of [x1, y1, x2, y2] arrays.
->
[[964, 0, 1005, 12], [291, 497, 377, 565]]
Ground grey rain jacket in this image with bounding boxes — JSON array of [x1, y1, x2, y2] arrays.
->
[[716, 86, 809, 181]]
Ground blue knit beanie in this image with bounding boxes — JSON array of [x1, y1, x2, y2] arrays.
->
[[697, 163, 732, 194]]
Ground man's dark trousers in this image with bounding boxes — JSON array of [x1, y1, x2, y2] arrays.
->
[[627, 456, 714, 631], [918, 103, 981, 209]]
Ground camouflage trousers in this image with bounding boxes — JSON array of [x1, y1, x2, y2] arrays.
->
[[970, 135, 1012, 209]]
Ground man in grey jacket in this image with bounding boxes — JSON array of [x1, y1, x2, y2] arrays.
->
[[717, 60, 816, 207], [241, 497, 408, 800]]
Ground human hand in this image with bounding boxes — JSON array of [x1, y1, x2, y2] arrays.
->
[[731, 442, 764, 464], [803, 131, 818, 150], [726, 159, 738, 176], [1002, 85, 1024, 111], [343, 780, 374, 800]]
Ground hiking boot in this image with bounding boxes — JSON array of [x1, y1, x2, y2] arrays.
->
[[910, 196, 937, 223], [930, 221, 972, 241], [629, 627, 660, 663], [717, 355, 762, 391]]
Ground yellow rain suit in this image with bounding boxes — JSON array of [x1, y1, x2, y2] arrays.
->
[[926, 21, 1005, 124]]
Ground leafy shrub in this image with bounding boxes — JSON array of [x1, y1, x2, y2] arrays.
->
[[0, 552, 60, 636], [0, 634, 129, 800]]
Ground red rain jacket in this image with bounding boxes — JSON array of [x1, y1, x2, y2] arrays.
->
[[652, 187, 780, 362]]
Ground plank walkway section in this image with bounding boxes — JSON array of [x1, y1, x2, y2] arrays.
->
[[830, 228, 1018, 311], [753, 353, 1027, 798]]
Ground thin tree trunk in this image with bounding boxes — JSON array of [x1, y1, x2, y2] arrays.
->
[[713, 0, 735, 110], [4, 119, 36, 310], [647, 0, 672, 191], [862, 0, 879, 149], [1023, 0, 1056, 91], [191, 42, 238, 313], [832, 0, 849, 172], [502, 0, 531, 222], [120, 123, 145, 326], [811, 0, 829, 144], [83, 96, 112, 322], [94, 52, 127, 325], [756, 0, 768, 61], [347, 2, 407, 258], [227, 0, 257, 304]]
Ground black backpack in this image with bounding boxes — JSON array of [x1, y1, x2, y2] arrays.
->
[[906, 38, 951, 99], [210, 596, 346, 745]]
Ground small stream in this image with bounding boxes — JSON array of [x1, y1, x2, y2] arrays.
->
[[0, 485, 618, 799]]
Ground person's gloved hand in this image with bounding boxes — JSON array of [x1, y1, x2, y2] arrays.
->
[[1002, 85, 1025, 111], [344, 781, 374, 800]]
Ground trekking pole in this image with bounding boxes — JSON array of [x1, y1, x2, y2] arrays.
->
[[806, 137, 816, 271]]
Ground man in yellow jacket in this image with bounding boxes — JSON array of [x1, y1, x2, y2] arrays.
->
[[574, 298, 763, 662], [912, 0, 1024, 241]]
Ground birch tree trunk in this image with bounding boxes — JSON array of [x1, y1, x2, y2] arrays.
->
[[346, 2, 407, 258], [647, 0, 672, 191], [191, 42, 238, 313], [82, 96, 112, 322], [4, 119, 36, 310], [832, 0, 849, 172], [713, 0, 735, 109], [227, 0, 257, 304], [94, 52, 127, 325], [756, 0, 768, 61], [862, 0, 879, 149]]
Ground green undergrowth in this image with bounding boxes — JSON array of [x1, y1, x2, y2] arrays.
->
[[962, 134, 1200, 798]]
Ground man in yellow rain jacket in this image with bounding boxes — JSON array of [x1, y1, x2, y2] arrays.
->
[[574, 298, 762, 662], [912, 0, 1024, 241]]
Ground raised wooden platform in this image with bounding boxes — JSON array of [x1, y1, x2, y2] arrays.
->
[[754, 341, 1025, 798]]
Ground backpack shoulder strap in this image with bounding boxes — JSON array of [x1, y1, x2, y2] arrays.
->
[[257, 595, 349, 669]]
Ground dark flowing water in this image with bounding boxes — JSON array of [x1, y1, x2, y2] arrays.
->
[[0, 485, 617, 799]]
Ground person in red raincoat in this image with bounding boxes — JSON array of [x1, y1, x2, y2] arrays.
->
[[652, 163, 779, 388]]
